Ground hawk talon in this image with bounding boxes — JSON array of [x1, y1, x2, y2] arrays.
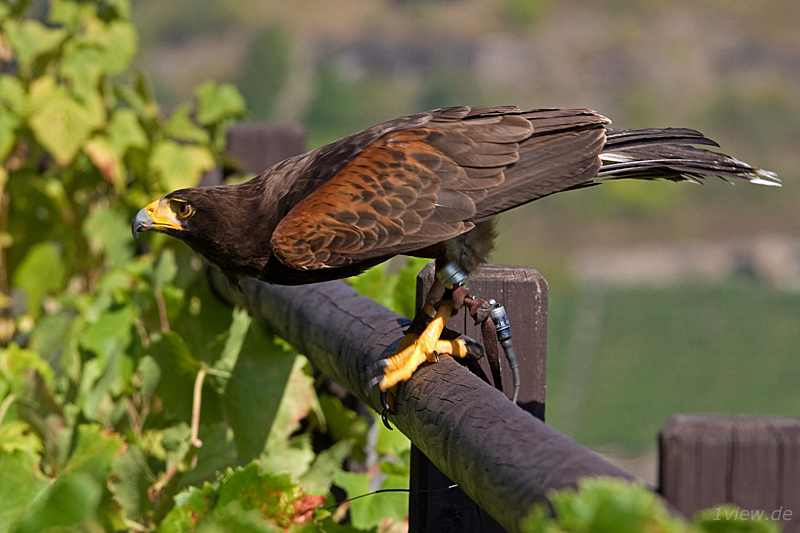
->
[[381, 408, 393, 430], [380, 389, 396, 430], [366, 373, 381, 390]]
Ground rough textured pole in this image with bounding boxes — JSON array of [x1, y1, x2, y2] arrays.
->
[[210, 271, 638, 532], [416, 263, 548, 417], [660, 414, 800, 533], [226, 122, 306, 174], [410, 263, 548, 532]]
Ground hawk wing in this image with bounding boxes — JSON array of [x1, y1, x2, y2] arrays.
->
[[270, 106, 608, 270]]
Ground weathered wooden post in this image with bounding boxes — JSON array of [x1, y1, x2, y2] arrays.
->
[[409, 263, 548, 532], [660, 415, 800, 533], [225, 122, 306, 174]]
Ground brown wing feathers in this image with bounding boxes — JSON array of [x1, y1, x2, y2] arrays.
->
[[269, 105, 777, 271], [271, 107, 612, 270], [271, 129, 470, 269]]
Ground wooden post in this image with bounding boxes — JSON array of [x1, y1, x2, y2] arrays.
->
[[660, 414, 800, 532], [409, 263, 548, 533], [226, 122, 306, 174]]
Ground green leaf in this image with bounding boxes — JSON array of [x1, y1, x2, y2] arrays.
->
[[48, 0, 97, 29], [28, 310, 72, 363], [3, 19, 66, 69], [265, 355, 321, 445], [63, 424, 125, 483], [93, 20, 138, 75], [79, 305, 135, 362], [333, 471, 373, 529], [59, 45, 104, 99], [181, 421, 239, 489], [299, 439, 353, 495], [335, 469, 408, 530], [12, 471, 103, 533], [147, 332, 200, 420], [0, 451, 51, 533], [161, 482, 216, 533], [0, 420, 44, 463], [0, 344, 54, 393], [11, 241, 64, 317], [111, 445, 153, 522], [197, 502, 282, 533], [521, 477, 687, 533], [164, 104, 211, 143], [59, 18, 136, 97], [394, 257, 431, 318], [259, 434, 315, 481], [195, 82, 246, 125], [223, 324, 296, 461], [212, 307, 251, 377], [136, 355, 161, 397], [174, 281, 237, 367], [216, 463, 289, 509], [319, 394, 369, 450], [108, 108, 148, 153], [347, 264, 398, 311], [0, 75, 25, 112], [25, 76, 105, 165], [376, 418, 411, 461], [150, 139, 215, 191], [79, 351, 125, 423], [375, 471, 409, 522], [152, 248, 178, 289], [0, 107, 19, 162], [161, 422, 192, 470], [83, 204, 135, 265]]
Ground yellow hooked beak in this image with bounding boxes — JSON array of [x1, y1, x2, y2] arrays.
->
[[132, 197, 182, 238]]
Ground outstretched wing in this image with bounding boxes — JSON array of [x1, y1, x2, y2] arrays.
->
[[270, 107, 609, 270]]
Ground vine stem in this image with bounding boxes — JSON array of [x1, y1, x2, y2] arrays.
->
[[0, 393, 16, 426], [155, 289, 170, 331], [149, 367, 207, 520], [191, 367, 206, 449]]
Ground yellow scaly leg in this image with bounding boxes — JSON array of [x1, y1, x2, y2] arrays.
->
[[379, 301, 467, 391]]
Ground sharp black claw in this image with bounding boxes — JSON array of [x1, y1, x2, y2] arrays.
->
[[381, 408, 393, 430], [380, 390, 395, 414], [380, 390, 395, 430]]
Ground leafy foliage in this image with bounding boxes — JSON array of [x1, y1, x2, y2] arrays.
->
[[0, 1, 409, 531], [522, 478, 782, 533]]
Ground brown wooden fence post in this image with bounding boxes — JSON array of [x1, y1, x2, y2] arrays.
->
[[409, 263, 548, 533], [660, 414, 800, 532], [225, 122, 306, 174]]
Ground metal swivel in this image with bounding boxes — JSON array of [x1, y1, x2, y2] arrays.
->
[[490, 304, 520, 404], [436, 262, 468, 289]]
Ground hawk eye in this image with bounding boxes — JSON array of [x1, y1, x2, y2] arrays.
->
[[175, 201, 194, 219]]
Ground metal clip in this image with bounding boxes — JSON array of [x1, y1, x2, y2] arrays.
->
[[436, 262, 467, 289], [489, 305, 519, 404]]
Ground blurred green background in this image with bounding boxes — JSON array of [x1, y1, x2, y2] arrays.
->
[[130, 0, 799, 478]]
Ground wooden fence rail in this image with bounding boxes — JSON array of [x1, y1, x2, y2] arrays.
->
[[209, 269, 641, 532]]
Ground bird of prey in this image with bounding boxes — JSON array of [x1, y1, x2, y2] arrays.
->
[[132, 106, 778, 408]]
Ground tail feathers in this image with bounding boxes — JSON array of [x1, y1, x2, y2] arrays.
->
[[598, 128, 780, 187]]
